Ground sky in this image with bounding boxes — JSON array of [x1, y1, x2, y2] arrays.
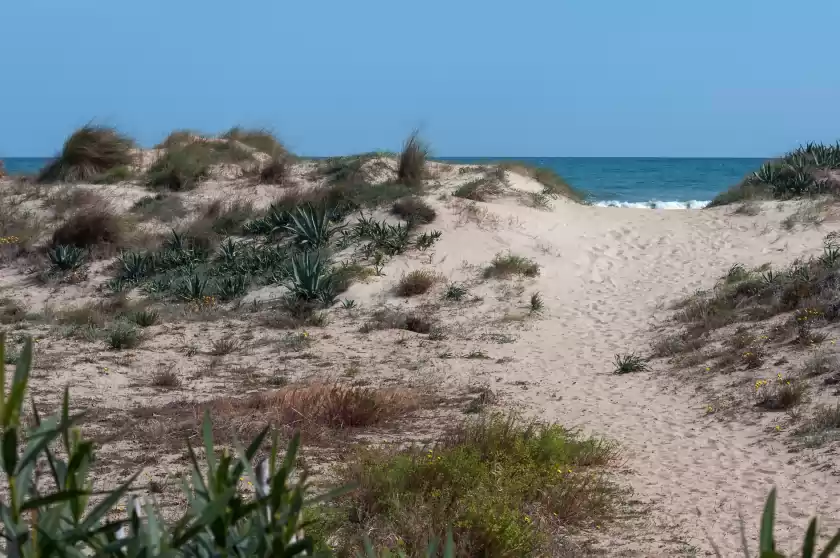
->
[[3, 0, 840, 158]]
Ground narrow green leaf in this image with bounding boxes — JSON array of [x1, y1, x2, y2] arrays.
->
[[818, 529, 840, 558], [442, 529, 455, 558], [80, 471, 139, 532], [2, 428, 18, 474], [0, 332, 6, 427], [21, 490, 90, 511], [305, 482, 357, 506], [202, 411, 216, 476], [3, 338, 32, 428], [803, 518, 818, 558], [759, 488, 777, 553]]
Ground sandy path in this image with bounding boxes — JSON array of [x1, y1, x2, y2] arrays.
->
[[427, 199, 840, 555]]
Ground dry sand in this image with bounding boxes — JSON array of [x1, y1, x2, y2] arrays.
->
[[2, 161, 839, 556]]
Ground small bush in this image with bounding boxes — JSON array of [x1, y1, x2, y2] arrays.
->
[[395, 269, 440, 297], [259, 157, 290, 184], [397, 131, 428, 187], [130, 193, 188, 222], [529, 292, 544, 314], [146, 143, 211, 191], [454, 177, 505, 201], [444, 283, 468, 301], [38, 125, 135, 183], [51, 209, 124, 248], [483, 252, 540, 279], [391, 197, 436, 225], [151, 366, 181, 388], [210, 336, 240, 356], [613, 353, 648, 374], [202, 199, 255, 235], [322, 413, 619, 557], [131, 309, 159, 327], [47, 245, 86, 270], [755, 374, 807, 410], [361, 308, 435, 334], [106, 322, 140, 350], [222, 127, 286, 157]]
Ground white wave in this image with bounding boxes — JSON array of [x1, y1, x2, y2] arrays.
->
[[593, 200, 710, 210]]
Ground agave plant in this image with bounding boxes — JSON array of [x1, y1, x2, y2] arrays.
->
[[286, 251, 336, 305], [819, 243, 840, 269], [216, 274, 249, 301], [175, 274, 209, 301], [48, 244, 87, 270], [117, 251, 152, 281], [281, 205, 344, 249]]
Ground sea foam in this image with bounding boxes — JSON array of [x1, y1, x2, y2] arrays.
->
[[593, 200, 710, 210]]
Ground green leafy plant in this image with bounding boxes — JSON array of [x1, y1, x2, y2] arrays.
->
[[48, 244, 86, 270], [287, 251, 336, 305], [281, 205, 344, 249], [444, 283, 468, 301], [131, 309, 159, 327], [612, 352, 649, 374], [107, 321, 140, 350], [416, 230, 442, 251], [175, 274, 210, 302], [216, 274, 249, 301]]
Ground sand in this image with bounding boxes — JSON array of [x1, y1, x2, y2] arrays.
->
[[2, 162, 839, 556]]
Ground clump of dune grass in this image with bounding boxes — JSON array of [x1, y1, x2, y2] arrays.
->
[[38, 125, 136, 184], [795, 404, 840, 447], [395, 269, 440, 297], [106, 322, 140, 350], [397, 131, 427, 188], [51, 208, 125, 249], [612, 352, 648, 374], [221, 127, 286, 157], [361, 307, 435, 334], [483, 252, 540, 279], [146, 143, 211, 191], [155, 129, 201, 149], [130, 193, 188, 222], [316, 412, 620, 557], [754, 374, 807, 410], [391, 197, 436, 225], [151, 366, 181, 388], [454, 176, 505, 201]]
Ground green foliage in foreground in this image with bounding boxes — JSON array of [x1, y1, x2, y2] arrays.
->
[[0, 334, 836, 557]]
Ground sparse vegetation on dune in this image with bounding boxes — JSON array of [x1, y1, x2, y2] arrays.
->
[[51, 208, 125, 249], [145, 142, 213, 191], [37, 125, 136, 183], [483, 252, 541, 279], [221, 126, 286, 157], [497, 161, 587, 203], [710, 142, 840, 206], [397, 131, 428, 187]]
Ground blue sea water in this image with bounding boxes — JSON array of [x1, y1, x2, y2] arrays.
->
[[2, 156, 764, 209]]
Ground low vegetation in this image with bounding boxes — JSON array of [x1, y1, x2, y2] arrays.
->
[[317, 413, 620, 556], [710, 142, 840, 206], [146, 142, 212, 191], [483, 252, 541, 279], [38, 125, 135, 183], [391, 197, 437, 225], [454, 175, 506, 202], [613, 352, 649, 374], [395, 269, 440, 297], [221, 126, 286, 157], [397, 131, 427, 187], [498, 162, 587, 203], [51, 208, 125, 249]]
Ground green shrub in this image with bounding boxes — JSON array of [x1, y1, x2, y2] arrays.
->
[[131, 309, 159, 327], [107, 321, 140, 350], [283, 205, 344, 249], [483, 252, 540, 279], [90, 165, 134, 184], [319, 413, 619, 557], [47, 244, 86, 271], [397, 131, 428, 187], [146, 143, 212, 191], [612, 352, 649, 374], [287, 251, 336, 305], [38, 125, 136, 183]]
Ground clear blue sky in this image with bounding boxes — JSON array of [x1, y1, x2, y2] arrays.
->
[[2, 0, 840, 157]]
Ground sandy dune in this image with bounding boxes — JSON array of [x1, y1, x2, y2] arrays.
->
[[3, 161, 839, 556]]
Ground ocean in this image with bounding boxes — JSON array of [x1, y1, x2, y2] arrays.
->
[[2, 156, 763, 209]]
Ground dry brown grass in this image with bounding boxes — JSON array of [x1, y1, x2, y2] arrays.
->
[[38, 125, 136, 184], [258, 157, 291, 185], [397, 131, 427, 188], [394, 269, 441, 297], [51, 208, 125, 249], [96, 382, 428, 453], [391, 197, 436, 225]]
